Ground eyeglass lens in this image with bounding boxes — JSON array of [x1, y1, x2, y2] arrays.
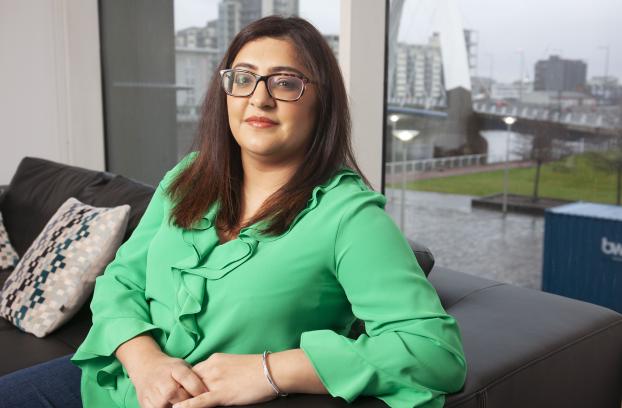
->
[[222, 71, 304, 101]]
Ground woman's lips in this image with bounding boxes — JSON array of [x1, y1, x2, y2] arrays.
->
[[246, 120, 276, 128], [245, 116, 278, 128]]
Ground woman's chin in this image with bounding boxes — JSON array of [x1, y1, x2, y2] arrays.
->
[[241, 143, 282, 159]]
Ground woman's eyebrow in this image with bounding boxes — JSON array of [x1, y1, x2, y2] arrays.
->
[[233, 62, 306, 76]]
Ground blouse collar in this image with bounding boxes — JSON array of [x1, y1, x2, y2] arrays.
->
[[189, 166, 361, 242]]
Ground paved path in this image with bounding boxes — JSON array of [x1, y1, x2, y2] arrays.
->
[[385, 189, 544, 290]]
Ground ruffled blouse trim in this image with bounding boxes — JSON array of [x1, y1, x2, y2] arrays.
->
[[250, 167, 361, 242], [164, 167, 362, 359]]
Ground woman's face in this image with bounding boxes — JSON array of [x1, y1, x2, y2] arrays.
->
[[226, 37, 318, 166]]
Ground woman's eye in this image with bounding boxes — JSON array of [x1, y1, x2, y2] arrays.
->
[[275, 78, 294, 88]]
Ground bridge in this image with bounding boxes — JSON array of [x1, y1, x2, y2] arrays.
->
[[387, 99, 620, 148], [386, 0, 620, 155]]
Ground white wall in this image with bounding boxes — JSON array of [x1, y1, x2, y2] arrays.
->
[[0, 0, 104, 184]]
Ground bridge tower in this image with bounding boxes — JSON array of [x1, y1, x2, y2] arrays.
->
[[389, 0, 483, 155]]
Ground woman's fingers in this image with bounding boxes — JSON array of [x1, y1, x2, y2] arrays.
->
[[141, 394, 157, 408], [148, 379, 192, 407], [171, 364, 209, 397], [169, 385, 192, 404], [172, 391, 219, 408]]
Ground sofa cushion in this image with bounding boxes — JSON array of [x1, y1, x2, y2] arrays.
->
[[0, 328, 76, 376], [0, 212, 19, 275], [0, 157, 110, 257], [0, 197, 130, 338], [0, 269, 12, 291]]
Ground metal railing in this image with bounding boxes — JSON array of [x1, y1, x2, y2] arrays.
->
[[472, 101, 621, 130], [385, 139, 615, 178], [386, 154, 488, 176]]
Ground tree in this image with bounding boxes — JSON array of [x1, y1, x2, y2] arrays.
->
[[585, 137, 622, 205], [513, 120, 570, 202]]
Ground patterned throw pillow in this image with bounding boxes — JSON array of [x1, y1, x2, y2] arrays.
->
[[0, 197, 130, 337], [0, 212, 19, 287]]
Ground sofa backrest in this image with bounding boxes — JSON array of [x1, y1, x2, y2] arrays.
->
[[1, 156, 436, 277], [0, 157, 155, 257]]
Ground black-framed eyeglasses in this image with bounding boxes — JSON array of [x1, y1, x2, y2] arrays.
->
[[219, 68, 312, 102]]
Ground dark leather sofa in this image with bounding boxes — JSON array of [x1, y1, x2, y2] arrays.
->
[[1, 156, 621, 408]]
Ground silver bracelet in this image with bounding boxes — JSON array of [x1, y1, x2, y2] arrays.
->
[[262, 350, 288, 397]]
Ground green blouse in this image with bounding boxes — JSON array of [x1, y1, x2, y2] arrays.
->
[[71, 152, 467, 408]]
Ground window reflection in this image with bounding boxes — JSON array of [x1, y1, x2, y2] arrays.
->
[[173, 0, 338, 160], [386, 0, 621, 290]]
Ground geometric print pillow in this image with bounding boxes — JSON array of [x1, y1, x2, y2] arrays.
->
[[0, 197, 130, 337], [0, 212, 19, 287]]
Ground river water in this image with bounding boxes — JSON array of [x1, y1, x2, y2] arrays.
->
[[481, 130, 533, 163]]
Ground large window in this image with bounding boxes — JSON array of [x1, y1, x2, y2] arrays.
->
[[173, 0, 339, 161], [98, 0, 621, 296], [100, 0, 338, 185], [385, 0, 621, 289]]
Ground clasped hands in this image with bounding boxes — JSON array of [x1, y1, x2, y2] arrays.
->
[[129, 352, 278, 408]]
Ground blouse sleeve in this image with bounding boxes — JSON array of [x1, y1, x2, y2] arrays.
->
[[299, 194, 467, 408], [71, 152, 195, 388]]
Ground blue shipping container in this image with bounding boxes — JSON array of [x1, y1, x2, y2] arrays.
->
[[542, 202, 622, 312]]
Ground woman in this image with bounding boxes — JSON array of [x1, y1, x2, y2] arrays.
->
[[0, 16, 466, 408]]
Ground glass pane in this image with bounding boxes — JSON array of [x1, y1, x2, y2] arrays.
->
[[174, 0, 338, 162], [99, 1, 179, 186], [385, 0, 621, 297], [101, 0, 337, 184]]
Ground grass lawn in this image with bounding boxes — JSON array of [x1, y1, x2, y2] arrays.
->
[[392, 154, 619, 205]]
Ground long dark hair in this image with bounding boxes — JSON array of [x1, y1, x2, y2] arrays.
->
[[166, 15, 369, 236]]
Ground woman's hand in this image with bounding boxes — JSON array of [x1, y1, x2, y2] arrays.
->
[[129, 353, 209, 408], [171, 353, 277, 408], [116, 335, 208, 408]]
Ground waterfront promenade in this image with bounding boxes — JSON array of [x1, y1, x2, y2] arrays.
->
[[385, 188, 544, 290]]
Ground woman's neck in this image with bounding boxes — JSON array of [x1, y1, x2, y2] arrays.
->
[[240, 152, 302, 209], [217, 153, 300, 244]]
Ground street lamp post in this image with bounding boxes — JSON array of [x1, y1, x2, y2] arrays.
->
[[389, 115, 399, 177], [502, 116, 516, 215], [517, 49, 525, 101], [598, 46, 610, 82], [393, 130, 419, 232], [482, 53, 494, 96], [598, 46, 610, 101]]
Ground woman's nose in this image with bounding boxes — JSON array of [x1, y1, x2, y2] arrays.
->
[[249, 79, 276, 108]]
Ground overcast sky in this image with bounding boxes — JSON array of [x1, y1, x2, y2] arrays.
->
[[174, 0, 621, 83]]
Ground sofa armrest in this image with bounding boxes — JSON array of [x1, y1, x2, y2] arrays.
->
[[407, 238, 435, 277], [429, 266, 622, 408]]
